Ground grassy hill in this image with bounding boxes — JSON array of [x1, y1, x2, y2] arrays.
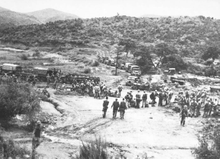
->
[[0, 15, 219, 58], [27, 8, 79, 23]]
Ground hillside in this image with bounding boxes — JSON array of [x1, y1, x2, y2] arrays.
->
[[0, 15, 219, 58], [27, 8, 79, 23], [0, 6, 40, 28]]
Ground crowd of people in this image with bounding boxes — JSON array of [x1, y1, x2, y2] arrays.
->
[[101, 87, 220, 126]]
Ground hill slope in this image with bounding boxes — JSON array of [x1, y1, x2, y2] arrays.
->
[[27, 8, 79, 23], [0, 16, 219, 58], [0, 6, 41, 28]]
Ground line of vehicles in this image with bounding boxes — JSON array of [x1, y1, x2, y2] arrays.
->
[[0, 63, 100, 84], [98, 56, 141, 76]]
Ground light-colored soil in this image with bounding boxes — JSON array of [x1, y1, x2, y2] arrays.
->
[[35, 88, 204, 159]]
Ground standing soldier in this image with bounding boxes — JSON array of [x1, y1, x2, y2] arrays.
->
[[158, 91, 163, 106], [118, 84, 123, 98], [203, 100, 210, 118], [32, 121, 42, 159], [142, 91, 148, 108], [111, 98, 120, 119], [150, 91, 156, 106], [119, 98, 127, 119], [125, 92, 131, 108], [180, 105, 188, 126], [190, 99, 197, 117], [102, 97, 109, 118], [136, 90, 141, 108]]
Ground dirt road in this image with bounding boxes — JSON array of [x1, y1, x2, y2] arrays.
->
[[37, 89, 204, 159]]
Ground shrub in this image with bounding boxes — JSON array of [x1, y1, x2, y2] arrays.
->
[[75, 137, 108, 159], [0, 135, 30, 158], [92, 61, 100, 67], [20, 54, 28, 60], [84, 68, 91, 74], [162, 55, 187, 71], [193, 120, 220, 159], [0, 82, 41, 121]]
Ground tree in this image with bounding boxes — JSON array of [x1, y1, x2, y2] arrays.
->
[[202, 46, 220, 61], [111, 43, 124, 75], [119, 38, 136, 56], [162, 55, 187, 71], [134, 44, 154, 74], [0, 82, 40, 121], [154, 43, 177, 67]]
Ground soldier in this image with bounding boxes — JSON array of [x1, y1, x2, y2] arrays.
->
[[150, 91, 156, 106], [158, 91, 163, 106], [32, 121, 42, 159], [119, 98, 127, 119], [190, 99, 197, 117], [102, 97, 109, 118], [118, 84, 123, 98], [203, 100, 210, 118], [180, 105, 188, 126], [142, 91, 148, 108], [125, 92, 131, 108], [111, 98, 120, 119], [136, 90, 141, 108]]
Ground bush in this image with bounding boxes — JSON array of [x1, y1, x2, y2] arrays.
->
[[193, 120, 220, 159], [75, 137, 108, 159], [0, 82, 40, 121], [0, 135, 30, 158], [20, 54, 28, 60], [84, 68, 91, 74], [92, 61, 100, 67], [162, 55, 187, 71]]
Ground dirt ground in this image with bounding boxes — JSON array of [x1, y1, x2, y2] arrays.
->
[[33, 87, 204, 159]]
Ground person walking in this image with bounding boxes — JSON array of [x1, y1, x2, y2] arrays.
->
[[180, 105, 188, 126], [119, 98, 127, 119], [102, 97, 109, 118], [111, 98, 120, 119]]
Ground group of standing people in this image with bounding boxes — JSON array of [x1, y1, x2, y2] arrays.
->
[[102, 97, 127, 119], [178, 90, 219, 118]]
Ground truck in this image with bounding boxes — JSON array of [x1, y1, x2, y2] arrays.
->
[[125, 63, 133, 72], [0, 63, 22, 75], [130, 65, 141, 76]]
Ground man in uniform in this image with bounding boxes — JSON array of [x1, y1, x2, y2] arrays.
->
[[180, 105, 188, 126], [32, 121, 42, 159], [102, 97, 109, 118], [150, 91, 156, 106], [135, 90, 141, 108], [190, 99, 197, 117], [118, 84, 123, 98], [142, 91, 148, 108], [111, 98, 120, 119], [119, 98, 127, 119]]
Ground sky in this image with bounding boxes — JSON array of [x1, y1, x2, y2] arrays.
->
[[0, 0, 219, 19]]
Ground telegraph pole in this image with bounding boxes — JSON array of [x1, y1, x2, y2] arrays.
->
[[115, 49, 119, 75]]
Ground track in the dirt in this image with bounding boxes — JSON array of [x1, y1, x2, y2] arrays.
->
[[46, 117, 114, 139]]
